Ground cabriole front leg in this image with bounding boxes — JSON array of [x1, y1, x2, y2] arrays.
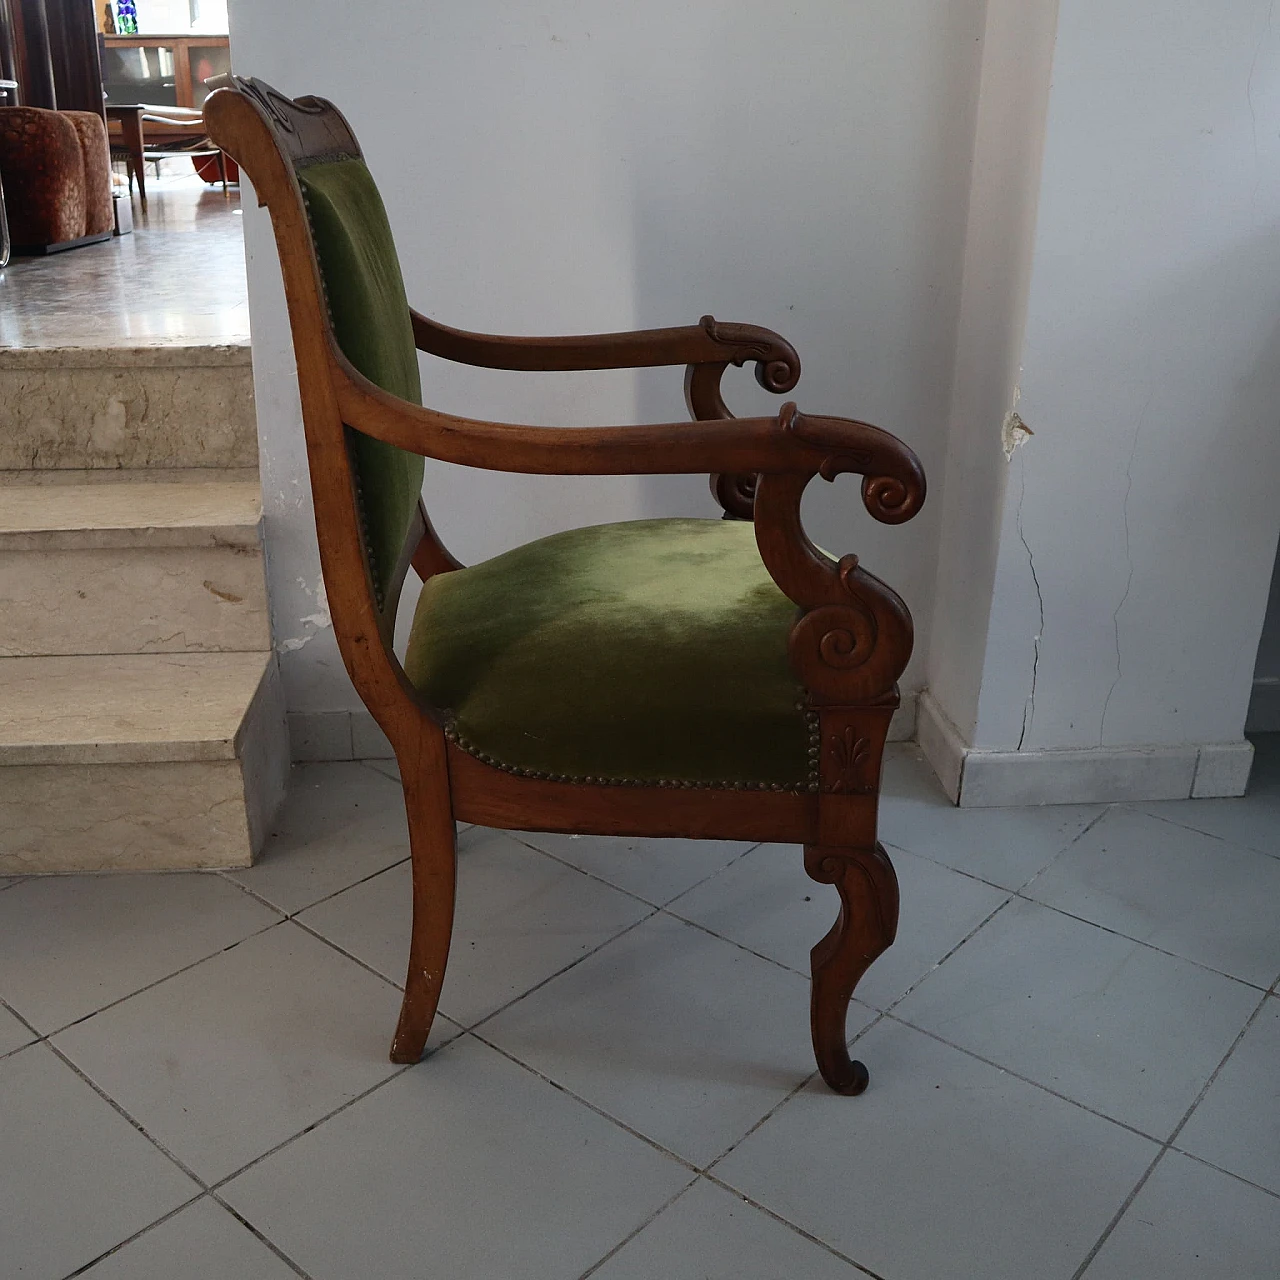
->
[[804, 841, 899, 1095]]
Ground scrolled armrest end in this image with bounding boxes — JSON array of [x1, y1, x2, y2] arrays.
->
[[780, 404, 925, 525], [699, 315, 801, 394]]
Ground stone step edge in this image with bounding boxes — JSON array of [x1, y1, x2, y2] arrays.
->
[[0, 651, 276, 767], [0, 342, 252, 371], [0, 480, 263, 551]]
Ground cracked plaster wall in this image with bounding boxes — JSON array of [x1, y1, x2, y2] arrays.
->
[[961, 0, 1280, 752]]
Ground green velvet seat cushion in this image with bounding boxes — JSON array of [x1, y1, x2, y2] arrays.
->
[[297, 157, 425, 606], [404, 517, 813, 789]]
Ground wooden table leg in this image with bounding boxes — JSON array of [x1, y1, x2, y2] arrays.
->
[[118, 109, 146, 209]]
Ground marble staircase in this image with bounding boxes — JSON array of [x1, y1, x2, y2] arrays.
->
[[0, 343, 289, 874]]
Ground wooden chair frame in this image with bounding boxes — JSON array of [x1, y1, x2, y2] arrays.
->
[[205, 77, 926, 1096]]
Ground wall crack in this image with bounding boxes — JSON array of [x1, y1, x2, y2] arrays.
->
[[1016, 454, 1043, 751], [1099, 387, 1152, 744]]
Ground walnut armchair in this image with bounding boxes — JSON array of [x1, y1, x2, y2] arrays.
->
[[204, 77, 925, 1096]]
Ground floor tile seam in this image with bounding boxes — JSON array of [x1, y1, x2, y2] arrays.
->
[[206, 1062, 417, 1193], [505, 832, 764, 912], [213, 851, 411, 920], [0, 991, 41, 1040], [883, 1014, 1167, 1146], [1067, 1146, 1170, 1280], [697, 1171, 890, 1280], [657, 906, 814, 981], [286, 913, 419, 995], [879, 839, 1017, 894], [875, 894, 1016, 1020], [1012, 803, 1115, 898], [462, 905, 662, 1035], [1132, 803, 1279, 857], [357, 758, 399, 782], [208, 1194, 317, 1280], [42, 1038, 210, 1189], [574, 1175, 701, 1280], [1164, 1146, 1280, 1203], [701, 1014, 886, 1178], [503, 832, 685, 910], [1007, 891, 1272, 991], [59, 1188, 208, 1280], [463, 1027, 705, 1175], [27, 914, 292, 1042], [1161, 986, 1274, 1150]]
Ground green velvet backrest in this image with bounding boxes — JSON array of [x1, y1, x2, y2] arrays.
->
[[296, 157, 425, 608]]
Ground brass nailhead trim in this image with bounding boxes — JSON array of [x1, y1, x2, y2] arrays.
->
[[444, 718, 811, 795]]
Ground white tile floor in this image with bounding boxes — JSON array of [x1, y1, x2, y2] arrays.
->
[[1, 740, 1277, 1280]]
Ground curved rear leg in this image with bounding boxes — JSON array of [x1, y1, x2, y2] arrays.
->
[[389, 732, 457, 1064], [804, 843, 899, 1094]]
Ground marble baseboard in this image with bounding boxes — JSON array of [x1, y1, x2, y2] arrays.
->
[[0, 546, 269, 656], [916, 690, 1254, 806], [0, 349, 257, 471]]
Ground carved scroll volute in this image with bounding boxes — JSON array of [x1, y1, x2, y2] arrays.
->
[[686, 321, 800, 522], [754, 406, 924, 704]]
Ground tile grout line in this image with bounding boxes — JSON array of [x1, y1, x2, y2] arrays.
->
[[887, 1015, 1167, 1147], [1165, 1145, 1280, 1205], [212, 852, 411, 921], [699, 1172, 891, 1280], [572, 1176, 701, 1280], [463, 906, 662, 1036], [41, 1037, 211, 1188], [1129, 801, 1280, 861], [445, 1029, 703, 1175], [881, 810, 1275, 995], [1067, 983, 1276, 1280], [506, 831, 765, 912], [206, 1062, 418, 1193], [702, 1013, 887, 1180], [208, 1195, 317, 1280], [1067, 1147, 1170, 1280], [58, 1189, 208, 1280], [1006, 893, 1273, 993], [1, 915, 290, 1059]]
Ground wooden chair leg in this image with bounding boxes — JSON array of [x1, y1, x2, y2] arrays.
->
[[803, 842, 899, 1094], [389, 733, 457, 1064]]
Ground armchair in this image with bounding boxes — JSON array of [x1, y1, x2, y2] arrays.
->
[[204, 77, 926, 1095]]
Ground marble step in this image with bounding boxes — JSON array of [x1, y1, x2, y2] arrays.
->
[[0, 344, 258, 471], [0, 652, 288, 873], [0, 479, 270, 656]]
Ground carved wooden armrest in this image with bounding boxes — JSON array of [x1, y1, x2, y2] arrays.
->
[[753, 403, 925, 706], [409, 309, 800, 391]]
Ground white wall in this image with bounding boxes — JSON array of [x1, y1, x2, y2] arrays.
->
[[227, 0, 988, 730], [919, 0, 1280, 803], [924, 0, 1061, 742], [973, 0, 1280, 752]]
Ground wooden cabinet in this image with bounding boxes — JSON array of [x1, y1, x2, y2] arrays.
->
[[101, 32, 228, 109]]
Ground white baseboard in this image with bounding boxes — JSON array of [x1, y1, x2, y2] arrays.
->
[[1246, 677, 1280, 733], [916, 690, 1254, 807]]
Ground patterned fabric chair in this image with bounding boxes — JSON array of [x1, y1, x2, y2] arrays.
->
[[204, 77, 926, 1095], [0, 106, 113, 253]]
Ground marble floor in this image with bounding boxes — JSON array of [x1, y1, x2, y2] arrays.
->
[[1, 740, 1277, 1279], [0, 173, 248, 349]]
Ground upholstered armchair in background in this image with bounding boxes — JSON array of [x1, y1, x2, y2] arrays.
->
[[204, 77, 926, 1096]]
